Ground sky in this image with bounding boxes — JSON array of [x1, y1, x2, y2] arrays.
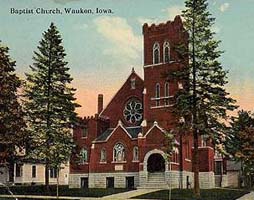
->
[[0, 0, 254, 117]]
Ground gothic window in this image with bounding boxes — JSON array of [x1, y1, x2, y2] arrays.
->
[[172, 147, 179, 163], [80, 148, 88, 164], [123, 98, 143, 124], [130, 78, 136, 89], [153, 42, 160, 64], [163, 42, 170, 63], [113, 143, 125, 162], [155, 83, 160, 106], [133, 146, 139, 161], [165, 82, 170, 105], [100, 148, 107, 162]]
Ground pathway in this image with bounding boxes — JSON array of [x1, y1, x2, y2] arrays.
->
[[0, 189, 161, 200], [100, 188, 161, 200], [236, 192, 254, 200]]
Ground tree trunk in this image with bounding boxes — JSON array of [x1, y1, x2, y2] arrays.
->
[[57, 167, 59, 200], [179, 133, 183, 189], [191, 0, 200, 197], [8, 160, 15, 183], [193, 129, 200, 197], [45, 161, 49, 190]]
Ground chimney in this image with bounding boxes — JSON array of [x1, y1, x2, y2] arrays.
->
[[97, 94, 103, 114]]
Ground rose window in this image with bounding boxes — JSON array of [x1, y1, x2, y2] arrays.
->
[[123, 98, 143, 124]]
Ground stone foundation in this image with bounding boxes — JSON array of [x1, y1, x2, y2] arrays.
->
[[69, 172, 139, 188], [70, 171, 218, 189], [69, 173, 88, 188], [165, 171, 194, 189], [199, 172, 215, 188]]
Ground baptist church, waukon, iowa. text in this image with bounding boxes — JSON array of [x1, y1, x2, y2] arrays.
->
[[10, 7, 113, 15]]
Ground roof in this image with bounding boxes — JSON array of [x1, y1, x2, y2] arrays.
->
[[126, 127, 142, 138], [94, 126, 142, 142], [94, 128, 114, 142]]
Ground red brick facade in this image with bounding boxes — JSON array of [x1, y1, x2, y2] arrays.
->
[[70, 16, 215, 188]]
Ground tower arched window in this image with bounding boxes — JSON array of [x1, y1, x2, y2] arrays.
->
[[153, 42, 160, 64], [80, 148, 88, 164], [165, 82, 170, 105], [155, 83, 160, 106], [172, 147, 179, 163], [163, 42, 170, 63], [100, 148, 106, 162], [113, 143, 125, 162], [133, 146, 139, 161]]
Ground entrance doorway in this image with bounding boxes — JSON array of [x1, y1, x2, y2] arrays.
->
[[147, 153, 165, 173]]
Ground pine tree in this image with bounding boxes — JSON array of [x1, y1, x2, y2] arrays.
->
[[172, 0, 237, 197], [0, 41, 26, 182], [227, 110, 254, 188], [23, 23, 80, 187]]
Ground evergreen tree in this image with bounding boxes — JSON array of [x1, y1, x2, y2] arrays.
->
[[0, 41, 26, 182], [23, 23, 80, 187], [227, 110, 254, 188], [172, 0, 237, 197]]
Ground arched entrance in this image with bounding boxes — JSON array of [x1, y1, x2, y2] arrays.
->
[[147, 153, 165, 173]]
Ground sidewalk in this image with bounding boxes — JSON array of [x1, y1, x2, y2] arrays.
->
[[236, 192, 254, 200], [0, 189, 160, 200], [100, 189, 160, 200]]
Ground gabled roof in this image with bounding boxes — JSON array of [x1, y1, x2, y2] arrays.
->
[[94, 121, 142, 143], [94, 128, 114, 142], [144, 121, 166, 137], [99, 68, 144, 117]]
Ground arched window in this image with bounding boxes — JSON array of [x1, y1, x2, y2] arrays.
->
[[155, 83, 160, 106], [100, 148, 106, 162], [163, 42, 170, 63], [172, 147, 179, 163], [153, 42, 160, 64], [80, 148, 88, 164], [165, 82, 170, 105], [113, 143, 125, 162], [133, 146, 139, 161]]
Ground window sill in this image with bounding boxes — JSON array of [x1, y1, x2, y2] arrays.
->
[[78, 162, 89, 165], [99, 161, 107, 164], [144, 61, 175, 68], [185, 159, 191, 162], [151, 96, 174, 100], [150, 104, 174, 109], [81, 137, 88, 139], [132, 160, 139, 163], [170, 162, 179, 165], [111, 161, 127, 164]]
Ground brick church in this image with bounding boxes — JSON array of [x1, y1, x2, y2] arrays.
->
[[69, 16, 216, 189]]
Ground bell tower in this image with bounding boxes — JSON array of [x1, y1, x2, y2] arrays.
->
[[142, 16, 188, 130]]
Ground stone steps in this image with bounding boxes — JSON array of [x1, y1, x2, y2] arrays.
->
[[138, 172, 168, 189]]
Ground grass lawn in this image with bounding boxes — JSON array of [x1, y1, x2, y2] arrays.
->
[[132, 188, 249, 200], [0, 199, 78, 200], [0, 185, 131, 197]]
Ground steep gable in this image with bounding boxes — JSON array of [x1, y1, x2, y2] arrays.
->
[[100, 69, 144, 127]]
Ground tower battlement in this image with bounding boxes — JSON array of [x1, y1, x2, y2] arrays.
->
[[143, 15, 183, 35]]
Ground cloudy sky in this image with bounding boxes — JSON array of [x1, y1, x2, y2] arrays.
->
[[1, 0, 254, 116]]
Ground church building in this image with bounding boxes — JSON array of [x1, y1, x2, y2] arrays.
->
[[69, 16, 216, 189]]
